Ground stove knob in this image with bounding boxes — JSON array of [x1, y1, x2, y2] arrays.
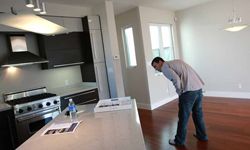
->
[[46, 102, 51, 106], [53, 100, 58, 105], [38, 104, 43, 108], [18, 109, 24, 114], [27, 107, 32, 111]]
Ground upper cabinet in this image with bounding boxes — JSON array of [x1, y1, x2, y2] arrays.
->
[[37, 32, 85, 69], [82, 16, 104, 63], [82, 16, 101, 30], [81, 16, 110, 99]]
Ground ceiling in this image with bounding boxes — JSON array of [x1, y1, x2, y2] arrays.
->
[[43, 0, 216, 15]]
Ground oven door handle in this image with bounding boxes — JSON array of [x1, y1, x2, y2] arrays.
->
[[16, 107, 60, 122]]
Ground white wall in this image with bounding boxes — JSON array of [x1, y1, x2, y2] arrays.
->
[[138, 6, 179, 109], [176, 0, 250, 98], [116, 6, 179, 109], [116, 8, 151, 108]]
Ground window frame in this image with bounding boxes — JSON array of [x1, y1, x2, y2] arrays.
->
[[149, 23, 175, 61]]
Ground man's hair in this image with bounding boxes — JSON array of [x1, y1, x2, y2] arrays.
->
[[151, 57, 164, 66]]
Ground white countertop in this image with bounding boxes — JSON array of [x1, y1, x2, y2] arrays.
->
[[49, 82, 97, 97], [0, 102, 11, 112], [17, 99, 146, 150]]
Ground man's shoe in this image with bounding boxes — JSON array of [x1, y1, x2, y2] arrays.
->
[[168, 139, 185, 146], [193, 134, 208, 141]]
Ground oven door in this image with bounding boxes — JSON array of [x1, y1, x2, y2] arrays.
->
[[15, 106, 60, 145]]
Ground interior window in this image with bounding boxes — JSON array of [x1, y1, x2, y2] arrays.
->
[[122, 26, 137, 68]]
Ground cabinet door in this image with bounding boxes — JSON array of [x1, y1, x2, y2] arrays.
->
[[94, 63, 110, 99], [89, 30, 105, 63], [88, 16, 101, 30], [38, 32, 84, 69], [60, 89, 99, 111], [82, 16, 101, 30], [0, 109, 18, 150]]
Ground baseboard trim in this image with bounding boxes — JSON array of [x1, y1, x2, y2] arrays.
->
[[151, 95, 178, 110], [137, 95, 178, 110], [204, 91, 250, 99], [137, 91, 250, 110], [136, 102, 151, 110]]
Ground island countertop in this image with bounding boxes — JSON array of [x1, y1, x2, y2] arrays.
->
[[17, 99, 146, 150]]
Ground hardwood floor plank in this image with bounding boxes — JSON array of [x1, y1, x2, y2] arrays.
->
[[138, 97, 250, 150]]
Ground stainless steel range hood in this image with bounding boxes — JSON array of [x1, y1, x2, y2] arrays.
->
[[1, 35, 48, 67]]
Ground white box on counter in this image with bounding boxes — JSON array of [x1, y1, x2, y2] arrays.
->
[[94, 97, 132, 113]]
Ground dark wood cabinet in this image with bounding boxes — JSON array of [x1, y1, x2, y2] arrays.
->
[[80, 29, 96, 82], [37, 32, 85, 69], [60, 89, 99, 111], [81, 19, 95, 82], [0, 109, 18, 150]]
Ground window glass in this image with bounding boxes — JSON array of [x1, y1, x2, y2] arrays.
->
[[149, 24, 174, 61], [161, 26, 171, 48], [123, 27, 137, 67], [149, 26, 160, 49]]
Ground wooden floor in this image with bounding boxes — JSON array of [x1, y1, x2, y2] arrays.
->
[[138, 97, 250, 150]]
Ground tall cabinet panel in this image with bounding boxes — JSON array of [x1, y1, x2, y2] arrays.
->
[[94, 63, 110, 99], [81, 16, 110, 99], [89, 30, 105, 63]]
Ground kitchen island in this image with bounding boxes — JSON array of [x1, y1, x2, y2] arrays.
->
[[17, 99, 146, 150]]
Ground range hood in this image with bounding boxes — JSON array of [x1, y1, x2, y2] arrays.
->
[[1, 35, 48, 67]]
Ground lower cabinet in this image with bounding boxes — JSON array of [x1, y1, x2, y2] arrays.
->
[[0, 109, 18, 150], [60, 89, 99, 111]]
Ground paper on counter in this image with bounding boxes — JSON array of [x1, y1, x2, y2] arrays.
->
[[94, 97, 132, 113], [41, 121, 81, 136]]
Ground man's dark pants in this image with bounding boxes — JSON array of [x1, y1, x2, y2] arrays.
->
[[174, 89, 208, 145]]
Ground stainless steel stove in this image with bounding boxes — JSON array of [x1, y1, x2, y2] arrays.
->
[[4, 87, 61, 145]]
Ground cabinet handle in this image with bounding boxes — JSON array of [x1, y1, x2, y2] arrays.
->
[[90, 31, 97, 60], [53, 62, 84, 68], [16, 106, 60, 122], [77, 99, 97, 105], [64, 90, 96, 99], [95, 66, 102, 92]]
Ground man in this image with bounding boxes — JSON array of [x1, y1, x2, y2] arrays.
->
[[151, 57, 208, 146]]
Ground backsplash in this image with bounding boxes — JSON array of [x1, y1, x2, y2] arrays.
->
[[0, 65, 82, 102]]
